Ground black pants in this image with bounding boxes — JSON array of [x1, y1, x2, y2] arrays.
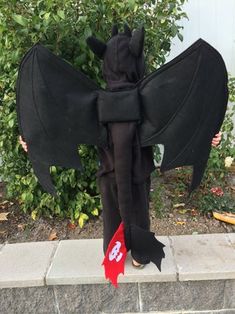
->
[[97, 174, 151, 264]]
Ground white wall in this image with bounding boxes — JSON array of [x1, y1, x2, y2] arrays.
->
[[167, 0, 235, 76]]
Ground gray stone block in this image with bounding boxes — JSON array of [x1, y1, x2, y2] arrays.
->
[[227, 233, 235, 249], [0, 241, 58, 288], [170, 234, 235, 281], [224, 280, 235, 308], [139, 280, 225, 312], [0, 286, 56, 314], [46, 239, 106, 285], [54, 283, 139, 313], [185, 311, 235, 314]]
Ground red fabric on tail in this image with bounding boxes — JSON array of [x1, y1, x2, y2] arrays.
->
[[102, 222, 127, 287]]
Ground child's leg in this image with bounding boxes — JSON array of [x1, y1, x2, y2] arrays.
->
[[97, 175, 122, 254], [130, 175, 151, 264]]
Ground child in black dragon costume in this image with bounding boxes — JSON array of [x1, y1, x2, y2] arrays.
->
[[18, 24, 225, 286]]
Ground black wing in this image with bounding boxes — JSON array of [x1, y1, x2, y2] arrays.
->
[[138, 39, 228, 191], [16, 44, 106, 195]]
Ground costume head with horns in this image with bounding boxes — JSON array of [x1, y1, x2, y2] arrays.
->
[[86, 24, 145, 90]]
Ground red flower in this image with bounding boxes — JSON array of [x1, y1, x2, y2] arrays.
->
[[210, 187, 224, 197]]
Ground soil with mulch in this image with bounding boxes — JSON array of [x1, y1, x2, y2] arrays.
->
[[0, 170, 234, 244]]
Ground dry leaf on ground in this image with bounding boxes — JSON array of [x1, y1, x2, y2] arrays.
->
[[0, 201, 9, 209], [67, 222, 76, 230], [17, 224, 26, 231], [0, 212, 9, 221], [191, 208, 198, 216], [173, 203, 185, 208], [213, 211, 235, 225], [175, 221, 186, 225], [0, 201, 14, 210], [48, 230, 58, 241], [179, 209, 188, 214]]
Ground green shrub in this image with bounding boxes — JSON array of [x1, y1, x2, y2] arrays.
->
[[0, 0, 187, 223], [204, 76, 235, 186]]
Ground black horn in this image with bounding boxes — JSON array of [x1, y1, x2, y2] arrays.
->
[[111, 24, 118, 36], [86, 36, 107, 59], [129, 26, 145, 57]]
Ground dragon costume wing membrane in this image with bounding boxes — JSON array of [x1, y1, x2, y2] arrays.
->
[[138, 39, 228, 191], [16, 44, 105, 195], [16, 39, 228, 194]]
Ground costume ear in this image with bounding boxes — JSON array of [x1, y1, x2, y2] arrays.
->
[[124, 24, 132, 37], [129, 26, 145, 57], [86, 36, 107, 59], [111, 24, 118, 36]]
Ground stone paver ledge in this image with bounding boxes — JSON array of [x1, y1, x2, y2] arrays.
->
[[0, 233, 234, 313]]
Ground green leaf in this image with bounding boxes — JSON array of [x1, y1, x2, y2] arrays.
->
[[44, 12, 51, 19], [57, 10, 65, 20], [31, 210, 38, 220], [128, 0, 136, 8], [171, 25, 178, 37], [74, 209, 80, 219], [8, 119, 14, 128], [12, 14, 28, 26], [177, 32, 183, 41], [55, 204, 61, 214], [91, 208, 99, 216], [78, 216, 84, 228], [21, 192, 27, 201], [50, 166, 57, 174], [80, 213, 89, 220]]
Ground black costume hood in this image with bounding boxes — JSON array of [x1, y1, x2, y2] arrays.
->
[[87, 24, 145, 90]]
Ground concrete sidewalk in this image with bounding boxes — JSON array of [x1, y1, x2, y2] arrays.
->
[[0, 233, 234, 313]]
